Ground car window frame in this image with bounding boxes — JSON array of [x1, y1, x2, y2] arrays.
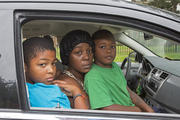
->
[[14, 10, 180, 119]]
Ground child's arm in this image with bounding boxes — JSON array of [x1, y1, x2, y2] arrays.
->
[[127, 86, 154, 112], [100, 104, 142, 112]]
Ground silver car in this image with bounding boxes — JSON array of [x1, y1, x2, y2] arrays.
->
[[0, 0, 180, 119]]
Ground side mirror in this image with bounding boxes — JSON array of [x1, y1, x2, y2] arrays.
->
[[144, 33, 153, 40]]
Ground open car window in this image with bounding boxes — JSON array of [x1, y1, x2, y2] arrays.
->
[[123, 30, 180, 60], [14, 9, 180, 119]]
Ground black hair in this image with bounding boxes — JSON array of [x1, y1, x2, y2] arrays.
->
[[60, 30, 94, 65], [23, 36, 55, 66], [92, 29, 115, 41]]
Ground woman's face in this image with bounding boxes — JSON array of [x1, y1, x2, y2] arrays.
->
[[69, 43, 93, 73]]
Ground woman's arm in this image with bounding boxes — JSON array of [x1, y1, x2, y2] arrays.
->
[[53, 76, 89, 109], [71, 87, 89, 109], [100, 104, 141, 112], [127, 86, 154, 112]]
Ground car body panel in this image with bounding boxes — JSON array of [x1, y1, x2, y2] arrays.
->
[[1, 109, 180, 120], [0, 0, 179, 33], [0, 10, 19, 109]]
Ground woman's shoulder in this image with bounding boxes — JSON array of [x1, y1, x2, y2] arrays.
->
[[57, 71, 72, 80]]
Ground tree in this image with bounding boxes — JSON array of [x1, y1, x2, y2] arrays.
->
[[148, 0, 180, 13], [141, 0, 147, 2], [170, 0, 180, 13]]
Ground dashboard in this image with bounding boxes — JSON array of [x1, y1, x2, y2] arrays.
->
[[138, 56, 180, 113]]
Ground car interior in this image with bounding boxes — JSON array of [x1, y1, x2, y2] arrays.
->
[[22, 19, 180, 114]]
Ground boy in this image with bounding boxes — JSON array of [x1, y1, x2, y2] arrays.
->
[[84, 29, 154, 112], [23, 36, 71, 108]]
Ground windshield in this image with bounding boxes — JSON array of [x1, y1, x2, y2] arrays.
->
[[124, 30, 180, 60]]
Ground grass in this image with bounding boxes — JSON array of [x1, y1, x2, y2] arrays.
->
[[115, 46, 180, 62], [164, 53, 180, 60], [114, 46, 133, 62]]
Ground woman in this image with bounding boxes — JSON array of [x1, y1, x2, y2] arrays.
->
[[54, 30, 94, 109]]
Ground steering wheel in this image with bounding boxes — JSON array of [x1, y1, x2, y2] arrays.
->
[[121, 57, 131, 81], [121, 53, 141, 92]]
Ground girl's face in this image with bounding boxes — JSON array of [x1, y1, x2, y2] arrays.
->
[[25, 50, 57, 85], [68, 43, 93, 74]]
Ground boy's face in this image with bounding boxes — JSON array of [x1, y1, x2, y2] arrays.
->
[[94, 39, 116, 68], [69, 43, 93, 73], [25, 50, 57, 85]]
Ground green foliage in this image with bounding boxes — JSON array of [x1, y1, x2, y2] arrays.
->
[[56, 47, 61, 60], [148, 0, 180, 13], [114, 46, 133, 62]]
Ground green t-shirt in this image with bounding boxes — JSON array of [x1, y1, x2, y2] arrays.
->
[[84, 62, 134, 110]]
